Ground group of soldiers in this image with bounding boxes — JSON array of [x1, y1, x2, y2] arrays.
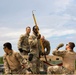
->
[[3, 26, 76, 75], [3, 26, 51, 74]]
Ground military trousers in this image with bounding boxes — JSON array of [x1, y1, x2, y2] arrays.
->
[[28, 54, 40, 74], [47, 65, 74, 74]]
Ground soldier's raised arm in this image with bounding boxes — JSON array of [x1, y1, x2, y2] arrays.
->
[[52, 43, 66, 57], [29, 35, 38, 47]]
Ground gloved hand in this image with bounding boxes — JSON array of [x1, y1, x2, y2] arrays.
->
[[41, 52, 46, 56], [37, 34, 41, 39], [19, 48, 23, 52], [28, 54, 33, 61]]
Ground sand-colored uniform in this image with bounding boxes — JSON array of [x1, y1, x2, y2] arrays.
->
[[18, 34, 30, 55], [28, 33, 41, 74], [3, 51, 28, 74], [47, 50, 76, 74]]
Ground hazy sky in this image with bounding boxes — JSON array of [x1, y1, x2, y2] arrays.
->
[[0, 0, 76, 56]]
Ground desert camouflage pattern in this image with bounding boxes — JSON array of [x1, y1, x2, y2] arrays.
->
[[47, 65, 74, 74], [28, 33, 41, 74], [47, 50, 76, 74], [3, 51, 28, 74], [18, 34, 30, 55]]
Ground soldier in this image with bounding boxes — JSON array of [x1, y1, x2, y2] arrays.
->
[[3, 42, 31, 74], [47, 42, 76, 74], [18, 26, 31, 55], [28, 26, 41, 74]]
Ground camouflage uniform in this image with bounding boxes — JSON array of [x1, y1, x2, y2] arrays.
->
[[47, 50, 76, 74], [3, 51, 29, 74], [18, 34, 30, 55], [28, 33, 41, 74]]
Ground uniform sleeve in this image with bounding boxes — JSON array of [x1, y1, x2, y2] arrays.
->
[[45, 41, 51, 55], [18, 35, 24, 49], [15, 52, 27, 64], [3, 55, 11, 74], [52, 50, 66, 57], [29, 35, 37, 47]]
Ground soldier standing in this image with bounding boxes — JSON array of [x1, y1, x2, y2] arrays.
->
[[28, 26, 41, 74], [18, 26, 31, 55], [3, 42, 31, 74], [47, 42, 76, 74]]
